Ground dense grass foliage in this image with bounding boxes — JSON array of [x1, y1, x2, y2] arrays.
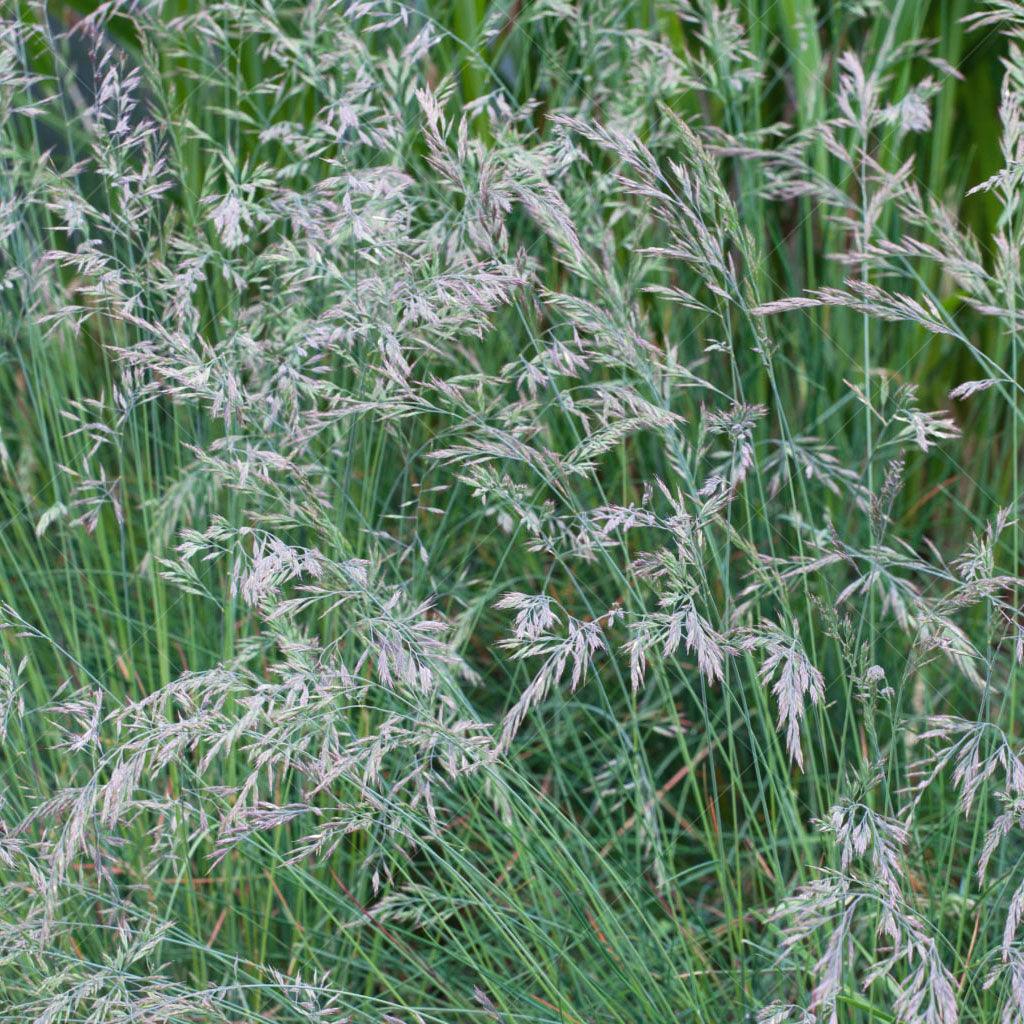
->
[[2, 1, 1024, 1021]]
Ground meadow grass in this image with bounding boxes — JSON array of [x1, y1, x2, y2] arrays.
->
[[0, 1, 1023, 1021]]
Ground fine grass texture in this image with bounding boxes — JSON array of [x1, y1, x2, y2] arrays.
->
[[2, 1, 1024, 1021]]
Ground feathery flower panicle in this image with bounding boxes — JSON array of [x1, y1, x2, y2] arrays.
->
[[736, 622, 824, 769], [497, 615, 609, 752]]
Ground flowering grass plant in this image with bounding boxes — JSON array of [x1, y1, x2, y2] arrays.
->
[[1, 1, 1024, 1021]]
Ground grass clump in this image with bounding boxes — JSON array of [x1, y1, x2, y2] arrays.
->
[[1, 1, 1024, 1021]]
